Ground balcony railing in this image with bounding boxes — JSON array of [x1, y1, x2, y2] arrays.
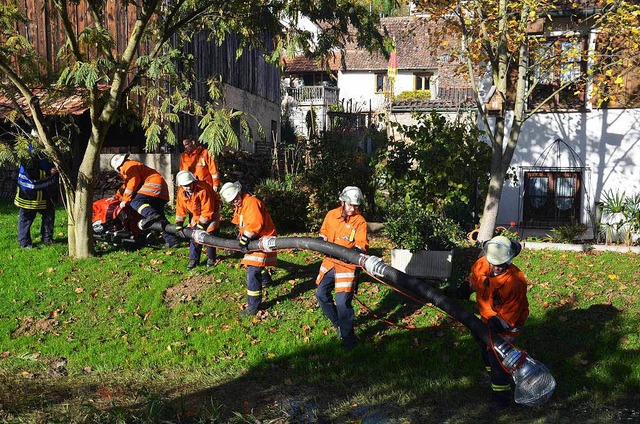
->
[[285, 85, 340, 105]]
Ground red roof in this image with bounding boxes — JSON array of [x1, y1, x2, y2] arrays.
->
[[0, 87, 90, 119], [282, 53, 342, 73]]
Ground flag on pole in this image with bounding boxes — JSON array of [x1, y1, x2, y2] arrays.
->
[[388, 49, 398, 79]]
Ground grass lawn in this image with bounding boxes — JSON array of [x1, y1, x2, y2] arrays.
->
[[0, 202, 638, 423]]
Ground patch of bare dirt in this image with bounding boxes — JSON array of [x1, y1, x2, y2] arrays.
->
[[11, 317, 58, 337], [163, 275, 211, 308]]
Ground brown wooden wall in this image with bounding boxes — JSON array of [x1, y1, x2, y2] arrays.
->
[[12, 0, 279, 103], [14, 0, 148, 77]]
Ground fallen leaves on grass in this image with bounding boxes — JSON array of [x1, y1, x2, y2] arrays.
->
[[12, 316, 59, 337]]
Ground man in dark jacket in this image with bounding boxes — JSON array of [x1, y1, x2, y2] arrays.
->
[[14, 147, 58, 248]]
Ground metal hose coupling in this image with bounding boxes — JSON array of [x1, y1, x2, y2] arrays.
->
[[493, 341, 557, 406], [259, 236, 278, 252], [192, 229, 208, 244], [363, 255, 386, 277]]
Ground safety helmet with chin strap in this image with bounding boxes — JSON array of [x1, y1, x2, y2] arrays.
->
[[220, 181, 242, 203], [483, 235, 522, 265], [339, 186, 364, 206], [110, 153, 129, 171], [175, 170, 196, 186]]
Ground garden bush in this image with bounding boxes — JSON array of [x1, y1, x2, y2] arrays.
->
[[373, 112, 490, 227], [253, 177, 310, 232], [383, 198, 465, 251], [298, 132, 375, 230]]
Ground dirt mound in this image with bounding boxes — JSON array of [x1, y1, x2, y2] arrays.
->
[[163, 275, 211, 308], [12, 316, 58, 337]]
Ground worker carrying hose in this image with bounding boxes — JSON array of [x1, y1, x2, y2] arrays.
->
[[457, 235, 529, 409], [174, 170, 221, 270], [220, 181, 277, 317], [315, 186, 369, 351]]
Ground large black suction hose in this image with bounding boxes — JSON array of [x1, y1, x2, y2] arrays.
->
[[145, 222, 556, 405]]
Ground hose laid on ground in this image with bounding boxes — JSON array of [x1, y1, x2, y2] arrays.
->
[[145, 221, 556, 406]]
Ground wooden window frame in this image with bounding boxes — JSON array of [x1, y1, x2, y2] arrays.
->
[[523, 170, 582, 227]]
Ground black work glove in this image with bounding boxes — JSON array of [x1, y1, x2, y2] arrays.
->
[[487, 316, 507, 334], [175, 223, 186, 239], [454, 279, 473, 299], [238, 234, 250, 253], [352, 246, 366, 254]]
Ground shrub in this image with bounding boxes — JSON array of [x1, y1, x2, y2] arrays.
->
[[298, 132, 375, 230], [383, 199, 464, 252], [550, 222, 588, 243], [253, 177, 310, 232], [217, 150, 270, 191], [394, 90, 432, 102], [599, 190, 640, 245], [373, 112, 490, 222]]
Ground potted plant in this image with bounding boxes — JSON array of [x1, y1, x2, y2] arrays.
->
[[383, 199, 464, 279], [600, 190, 640, 245]]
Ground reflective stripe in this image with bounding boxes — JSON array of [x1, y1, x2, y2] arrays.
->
[[491, 384, 511, 392], [335, 281, 353, 289], [485, 366, 492, 372], [139, 182, 164, 197], [247, 289, 262, 297], [124, 189, 134, 195], [137, 204, 151, 214], [241, 252, 277, 267], [335, 272, 355, 279]]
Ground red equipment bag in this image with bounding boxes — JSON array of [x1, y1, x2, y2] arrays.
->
[[92, 197, 122, 225]]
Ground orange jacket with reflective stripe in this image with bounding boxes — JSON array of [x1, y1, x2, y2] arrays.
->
[[468, 256, 529, 330], [231, 193, 277, 267], [180, 146, 220, 189], [315, 206, 368, 293], [119, 160, 169, 202], [175, 180, 221, 231]]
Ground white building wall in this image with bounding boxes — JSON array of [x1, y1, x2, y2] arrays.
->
[[495, 108, 640, 227], [338, 71, 385, 112], [338, 70, 432, 116], [224, 84, 280, 153]]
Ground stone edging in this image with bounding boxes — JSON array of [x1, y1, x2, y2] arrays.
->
[[523, 241, 640, 254]]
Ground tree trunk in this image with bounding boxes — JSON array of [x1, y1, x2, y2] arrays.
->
[[71, 187, 95, 257], [67, 133, 101, 257], [478, 163, 507, 241]]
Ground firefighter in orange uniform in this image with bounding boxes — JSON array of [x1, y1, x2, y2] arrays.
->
[[174, 171, 221, 270], [180, 138, 220, 192], [110, 154, 179, 247], [316, 186, 368, 350], [219, 181, 277, 316], [458, 235, 529, 408]]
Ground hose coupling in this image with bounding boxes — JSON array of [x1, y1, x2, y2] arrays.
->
[[192, 229, 208, 244], [259, 236, 278, 252], [363, 255, 386, 277]]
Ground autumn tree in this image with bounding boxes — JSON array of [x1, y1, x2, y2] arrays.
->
[[0, 0, 385, 257], [417, 0, 640, 241]]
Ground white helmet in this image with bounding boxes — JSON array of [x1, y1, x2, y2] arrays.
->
[[484, 235, 522, 265], [175, 170, 196, 186], [220, 181, 242, 203], [339, 186, 364, 206], [110, 153, 128, 171]]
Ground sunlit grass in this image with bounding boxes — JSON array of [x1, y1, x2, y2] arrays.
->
[[0, 202, 638, 422]]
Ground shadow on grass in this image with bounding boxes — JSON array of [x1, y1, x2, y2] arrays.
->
[[1, 299, 638, 423], [0, 244, 638, 423]]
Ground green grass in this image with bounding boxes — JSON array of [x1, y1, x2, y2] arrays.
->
[[0, 202, 638, 423]]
